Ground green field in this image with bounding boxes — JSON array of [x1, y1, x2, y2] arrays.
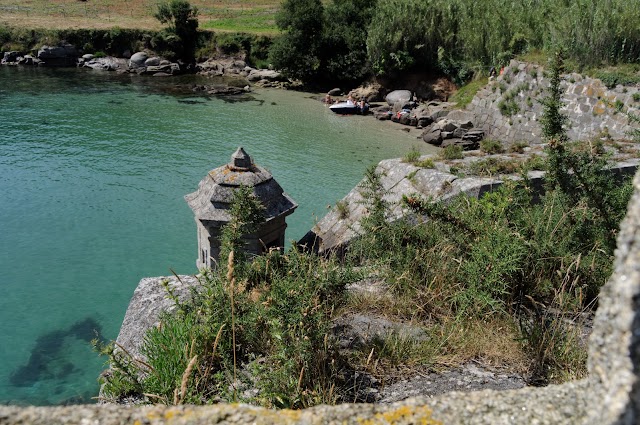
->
[[0, 0, 280, 33]]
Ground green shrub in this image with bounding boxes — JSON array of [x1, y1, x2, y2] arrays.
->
[[450, 77, 489, 108], [467, 157, 519, 176], [632, 93, 640, 102], [480, 139, 505, 154], [335, 200, 349, 219], [415, 158, 436, 168], [498, 98, 519, 116], [440, 145, 464, 160], [509, 141, 529, 153], [99, 188, 356, 407], [402, 146, 421, 163], [592, 70, 640, 89]]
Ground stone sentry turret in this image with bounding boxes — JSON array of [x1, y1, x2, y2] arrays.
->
[[185, 147, 297, 269]]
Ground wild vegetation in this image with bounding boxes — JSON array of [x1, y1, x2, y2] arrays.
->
[[97, 54, 635, 404], [2, 0, 639, 86]]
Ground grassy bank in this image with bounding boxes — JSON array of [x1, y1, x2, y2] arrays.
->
[[0, 0, 279, 34]]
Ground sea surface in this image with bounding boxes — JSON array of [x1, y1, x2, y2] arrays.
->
[[0, 66, 435, 405]]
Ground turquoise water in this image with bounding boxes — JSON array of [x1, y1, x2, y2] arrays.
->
[[0, 66, 435, 405]]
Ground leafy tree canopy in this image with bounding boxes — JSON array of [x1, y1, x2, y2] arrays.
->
[[154, 0, 199, 61]]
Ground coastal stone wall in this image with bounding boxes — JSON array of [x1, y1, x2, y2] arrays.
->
[[3, 166, 640, 424], [301, 154, 640, 254], [466, 60, 640, 144]]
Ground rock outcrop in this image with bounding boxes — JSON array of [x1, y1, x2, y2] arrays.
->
[[116, 275, 200, 361], [37, 43, 78, 66], [301, 154, 639, 254]]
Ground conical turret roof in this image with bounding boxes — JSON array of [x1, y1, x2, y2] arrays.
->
[[185, 147, 297, 224]]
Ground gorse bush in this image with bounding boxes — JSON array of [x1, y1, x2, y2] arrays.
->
[[99, 187, 356, 407], [345, 53, 634, 383]]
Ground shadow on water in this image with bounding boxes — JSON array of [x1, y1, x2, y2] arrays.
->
[[9, 317, 105, 388]]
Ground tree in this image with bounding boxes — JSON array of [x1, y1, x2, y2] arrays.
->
[[154, 0, 199, 61], [321, 0, 377, 84], [269, 0, 324, 82], [365, 0, 447, 76]]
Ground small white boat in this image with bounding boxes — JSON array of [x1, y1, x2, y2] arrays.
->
[[329, 100, 360, 115]]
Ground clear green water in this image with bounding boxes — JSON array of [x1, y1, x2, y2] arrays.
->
[[0, 66, 435, 405]]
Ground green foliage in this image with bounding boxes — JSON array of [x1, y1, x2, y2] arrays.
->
[[219, 186, 265, 270], [509, 141, 529, 154], [346, 53, 634, 381], [0, 26, 149, 55], [633, 93, 640, 102], [363, 0, 640, 80], [335, 200, 349, 219], [479, 139, 505, 154], [99, 188, 355, 408], [365, 0, 443, 75], [498, 98, 519, 116], [540, 52, 569, 142], [415, 158, 435, 169], [450, 77, 489, 108], [592, 69, 640, 89], [269, 0, 324, 82], [154, 0, 199, 61], [440, 145, 464, 160], [467, 157, 519, 176], [402, 146, 421, 164], [320, 0, 377, 84]]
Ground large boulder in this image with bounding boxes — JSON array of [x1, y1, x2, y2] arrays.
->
[[350, 82, 385, 102], [144, 57, 161, 67], [422, 127, 443, 145], [37, 43, 78, 66], [143, 63, 181, 75], [247, 69, 285, 82], [385, 89, 412, 106], [83, 57, 127, 71], [2, 51, 22, 64], [128, 52, 148, 68]]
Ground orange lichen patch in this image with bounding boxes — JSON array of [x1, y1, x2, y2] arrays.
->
[[145, 410, 162, 420], [164, 408, 180, 420], [358, 405, 442, 425], [276, 409, 303, 421], [593, 101, 607, 115]]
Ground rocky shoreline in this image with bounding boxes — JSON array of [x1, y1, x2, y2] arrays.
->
[[5, 41, 639, 153]]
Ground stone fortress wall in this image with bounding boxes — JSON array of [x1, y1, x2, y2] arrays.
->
[[468, 60, 640, 144]]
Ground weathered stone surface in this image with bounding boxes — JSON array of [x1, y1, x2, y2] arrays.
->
[[144, 57, 161, 67], [333, 313, 427, 350], [129, 52, 148, 68], [465, 59, 640, 144], [385, 89, 412, 106], [83, 57, 127, 71], [37, 43, 78, 66], [116, 275, 200, 360], [379, 363, 526, 403], [422, 127, 443, 145], [247, 69, 285, 82]]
